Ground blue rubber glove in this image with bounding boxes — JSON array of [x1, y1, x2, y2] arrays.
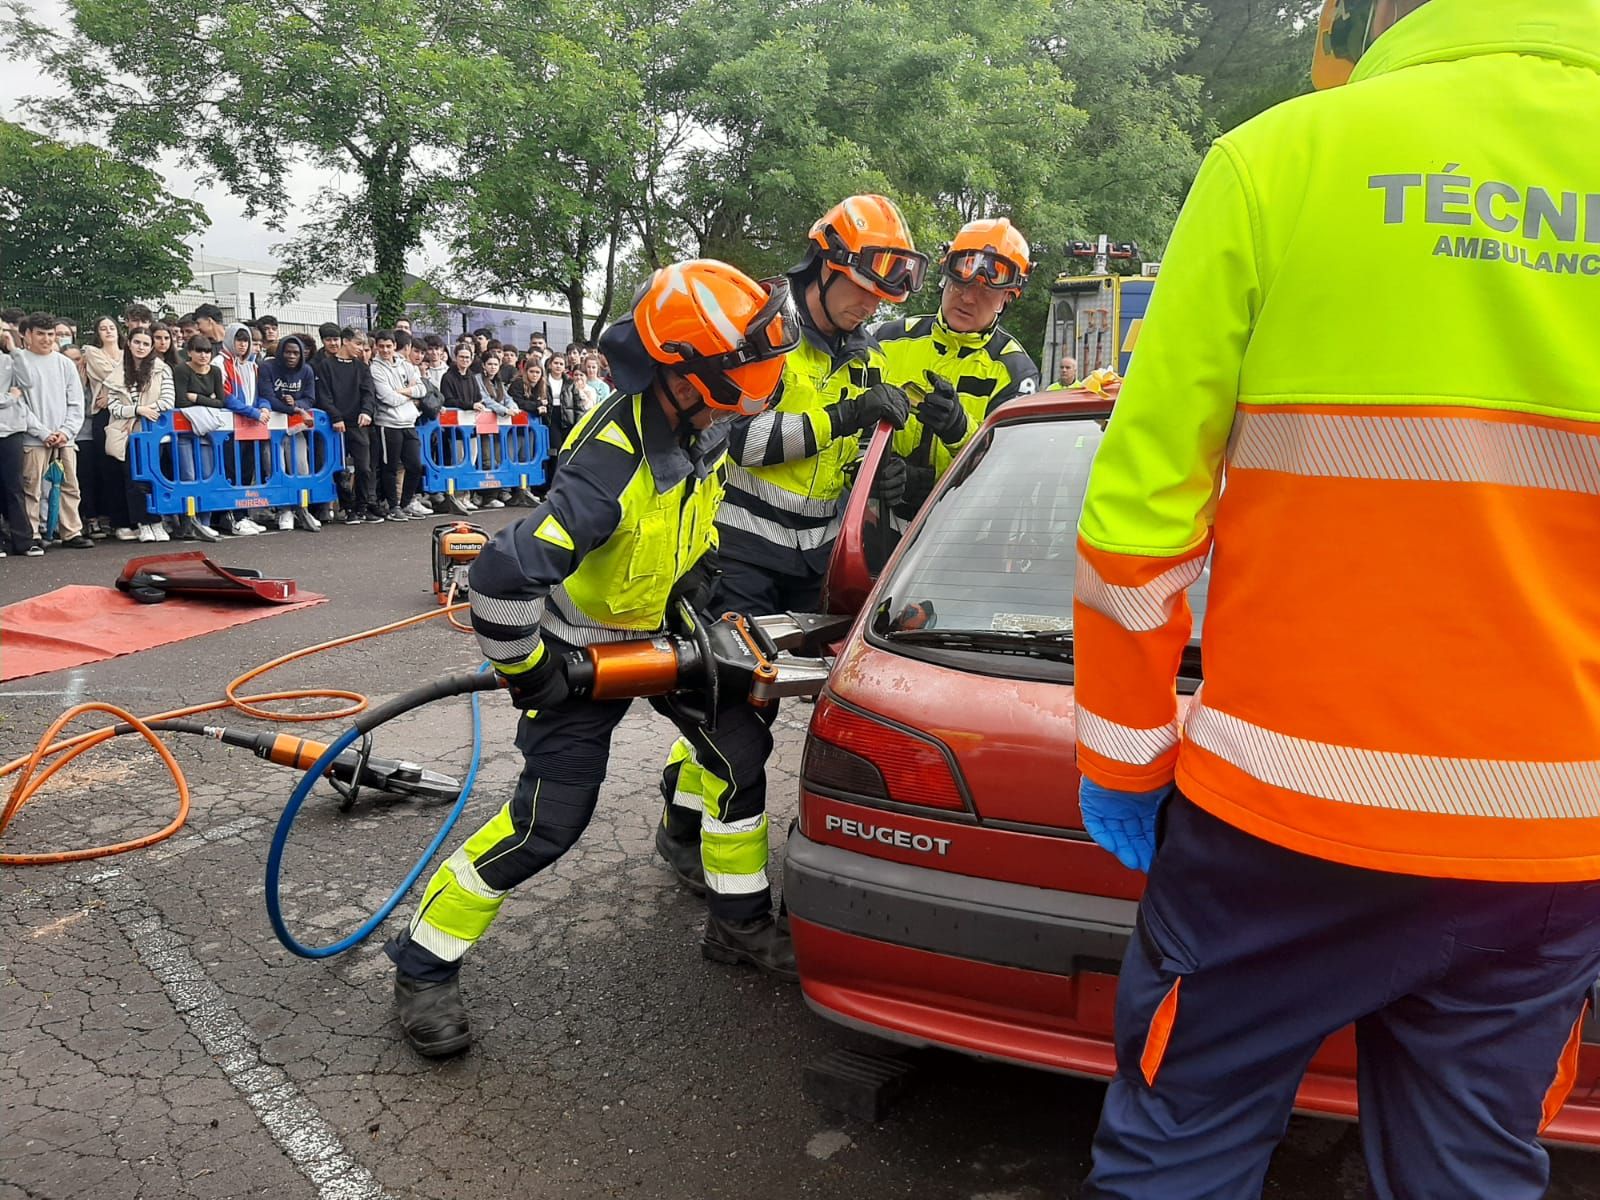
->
[[1078, 779, 1173, 873]]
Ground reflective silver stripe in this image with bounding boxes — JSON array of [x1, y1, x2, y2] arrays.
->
[[717, 501, 839, 551], [470, 592, 545, 627], [476, 631, 543, 663], [1185, 697, 1600, 820], [703, 868, 770, 896], [1230, 408, 1600, 495], [443, 848, 505, 899], [543, 585, 656, 645], [1075, 707, 1180, 766], [740, 412, 777, 466], [1075, 553, 1205, 633], [407, 852, 508, 961], [724, 463, 839, 517], [782, 414, 808, 461], [406, 920, 473, 963], [704, 812, 765, 836]]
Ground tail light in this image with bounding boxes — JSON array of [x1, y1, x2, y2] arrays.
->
[[803, 694, 966, 812]]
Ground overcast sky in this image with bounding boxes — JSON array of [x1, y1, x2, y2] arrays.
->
[[3, 0, 446, 277]]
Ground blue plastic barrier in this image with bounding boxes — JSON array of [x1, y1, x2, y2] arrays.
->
[[420, 410, 549, 496], [129, 409, 344, 516]]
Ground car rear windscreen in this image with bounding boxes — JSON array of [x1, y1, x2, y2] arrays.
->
[[877, 416, 1208, 637]]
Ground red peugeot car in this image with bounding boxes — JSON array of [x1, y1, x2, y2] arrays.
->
[[784, 385, 1600, 1147]]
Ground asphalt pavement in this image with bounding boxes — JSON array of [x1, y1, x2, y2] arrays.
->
[[3, 515, 1596, 1200]]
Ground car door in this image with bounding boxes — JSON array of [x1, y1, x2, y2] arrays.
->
[[820, 421, 899, 615]]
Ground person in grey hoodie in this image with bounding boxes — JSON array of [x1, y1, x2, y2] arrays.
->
[[369, 328, 427, 520], [15, 313, 92, 552], [1, 319, 37, 555]]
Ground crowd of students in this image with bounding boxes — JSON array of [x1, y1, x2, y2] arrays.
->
[[0, 301, 616, 558]]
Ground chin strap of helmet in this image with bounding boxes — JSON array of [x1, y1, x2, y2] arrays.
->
[[654, 371, 712, 438]]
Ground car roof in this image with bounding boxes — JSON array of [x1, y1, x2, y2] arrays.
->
[[986, 380, 1119, 428]]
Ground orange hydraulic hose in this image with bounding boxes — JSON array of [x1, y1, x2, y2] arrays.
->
[[1, 603, 471, 866]]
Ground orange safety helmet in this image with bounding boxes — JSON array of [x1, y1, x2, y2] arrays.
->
[[632, 259, 801, 415], [940, 217, 1033, 295], [808, 194, 929, 303]]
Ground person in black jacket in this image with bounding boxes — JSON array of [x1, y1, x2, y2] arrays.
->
[[312, 323, 381, 523]]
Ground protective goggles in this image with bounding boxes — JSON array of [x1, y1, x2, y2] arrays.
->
[[941, 248, 1029, 292], [821, 228, 929, 298], [1312, 0, 1378, 89], [664, 277, 802, 414]]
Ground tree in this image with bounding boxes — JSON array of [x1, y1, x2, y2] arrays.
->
[[448, 0, 655, 343], [634, 0, 1207, 357], [1169, 0, 1320, 135], [16, 0, 517, 326], [0, 120, 207, 321]]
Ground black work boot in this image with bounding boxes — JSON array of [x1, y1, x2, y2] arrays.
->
[[655, 821, 707, 896], [394, 971, 471, 1057], [702, 913, 798, 982]]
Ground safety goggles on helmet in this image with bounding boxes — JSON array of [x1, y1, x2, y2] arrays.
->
[[941, 247, 1029, 292], [659, 277, 801, 415], [1312, 0, 1379, 89], [820, 227, 929, 300]]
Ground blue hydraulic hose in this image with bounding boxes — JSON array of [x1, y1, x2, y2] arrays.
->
[[264, 664, 491, 959]]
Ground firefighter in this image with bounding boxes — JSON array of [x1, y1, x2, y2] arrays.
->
[[384, 259, 801, 1057], [654, 195, 928, 892], [1073, 1, 1600, 1196], [875, 217, 1040, 510]]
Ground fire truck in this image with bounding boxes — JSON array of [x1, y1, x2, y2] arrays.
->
[[1040, 237, 1159, 382]]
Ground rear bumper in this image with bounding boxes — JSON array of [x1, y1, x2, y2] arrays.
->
[[784, 830, 1600, 1148], [783, 827, 1137, 976]]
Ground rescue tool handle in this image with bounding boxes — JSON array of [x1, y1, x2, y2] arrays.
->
[[353, 669, 503, 734]]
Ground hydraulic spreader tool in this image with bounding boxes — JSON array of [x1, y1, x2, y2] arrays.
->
[[262, 603, 848, 958]]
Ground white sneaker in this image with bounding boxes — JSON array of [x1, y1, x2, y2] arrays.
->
[[459, 495, 479, 511], [295, 507, 323, 531], [138, 524, 159, 543], [153, 523, 171, 542], [483, 496, 505, 509], [113, 526, 139, 542], [405, 499, 431, 518], [277, 510, 295, 532], [234, 517, 264, 536]]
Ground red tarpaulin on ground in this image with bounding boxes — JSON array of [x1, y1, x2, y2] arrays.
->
[[0, 585, 327, 682]]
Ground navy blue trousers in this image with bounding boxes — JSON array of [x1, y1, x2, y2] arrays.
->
[[1083, 795, 1599, 1200]]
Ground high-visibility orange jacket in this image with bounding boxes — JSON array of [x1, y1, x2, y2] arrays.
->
[[1073, 0, 1600, 884]]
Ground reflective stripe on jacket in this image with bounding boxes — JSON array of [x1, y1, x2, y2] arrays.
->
[[1072, 0, 1600, 884], [717, 285, 884, 577], [467, 390, 724, 666]]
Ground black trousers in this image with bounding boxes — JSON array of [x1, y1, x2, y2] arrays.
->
[[120, 451, 154, 525], [385, 640, 776, 981], [0, 432, 31, 551], [85, 410, 132, 527], [379, 426, 422, 508], [337, 423, 379, 514], [656, 555, 813, 848]]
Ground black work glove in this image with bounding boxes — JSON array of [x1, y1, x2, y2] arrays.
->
[[918, 372, 968, 444], [826, 383, 910, 438], [670, 550, 722, 615], [901, 463, 935, 511], [498, 646, 569, 711], [872, 454, 908, 505]]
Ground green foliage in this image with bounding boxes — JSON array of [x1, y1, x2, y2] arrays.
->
[[17, 0, 1316, 355], [1170, 0, 1320, 134], [0, 119, 208, 321], [17, 0, 518, 325], [449, 0, 655, 341]]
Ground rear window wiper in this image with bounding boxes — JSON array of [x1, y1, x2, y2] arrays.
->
[[882, 627, 1074, 662]]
